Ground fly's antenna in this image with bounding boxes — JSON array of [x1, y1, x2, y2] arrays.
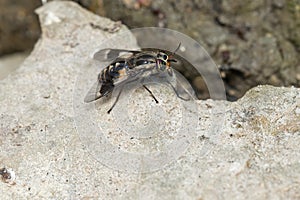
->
[[168, 42, 181, 63], [171, 42, 181, 56]]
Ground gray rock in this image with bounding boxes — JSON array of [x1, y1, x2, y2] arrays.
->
[[0, 1, 299, 199]]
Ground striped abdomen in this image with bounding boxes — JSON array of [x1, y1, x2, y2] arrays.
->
[[98, 61, 128, 83]]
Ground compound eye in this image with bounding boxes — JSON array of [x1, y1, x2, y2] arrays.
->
[[163, 55, 168, 60]]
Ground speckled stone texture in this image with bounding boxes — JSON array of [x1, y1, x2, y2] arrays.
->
[[0, 1, 299, 199]]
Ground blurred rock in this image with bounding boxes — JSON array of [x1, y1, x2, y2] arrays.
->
[[0, 2, 299, 199], [0, 0, 41, 55], [100, 0, 300, 98], [0, 52, 29, 80]]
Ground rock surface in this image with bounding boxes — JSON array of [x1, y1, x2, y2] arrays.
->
[[0, 2, 299, 199]]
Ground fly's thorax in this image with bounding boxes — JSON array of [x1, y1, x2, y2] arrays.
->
[[133, 53, 156, 67]]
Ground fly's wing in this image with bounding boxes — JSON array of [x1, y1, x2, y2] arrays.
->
[[171, 70, 196, 100], [84, 62, 158, 103], [84, 81, 102, 103], [84, 81, 114, 103], [84, 76, 135, 103], [93, 48, 141, 62], [85, 48, 137, 102], [84, 68, 138, 103], [102, 62, 157, 95]]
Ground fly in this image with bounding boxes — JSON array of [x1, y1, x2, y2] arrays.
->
[[84, 43, 189, 114]]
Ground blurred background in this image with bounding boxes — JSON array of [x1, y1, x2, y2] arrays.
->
[[0, 0, 299, 100]]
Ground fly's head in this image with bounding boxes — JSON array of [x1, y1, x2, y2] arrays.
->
[[156, 51, 176, 76]]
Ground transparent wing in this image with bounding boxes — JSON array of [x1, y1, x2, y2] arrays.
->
[[84, 81, 103, 103], [93, 48, 141, 62], [84, 77, 136, 104], [84, 71, 138, 103], [84, 63, 159, 103], [171, 70, 196, 100], [112, 62, 156, 85], [145, 69, 196, 101]]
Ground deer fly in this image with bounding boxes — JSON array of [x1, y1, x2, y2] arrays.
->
[[84, 43, 189, 114]]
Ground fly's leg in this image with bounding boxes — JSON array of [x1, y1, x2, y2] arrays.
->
[[143, 85, 159, 103], [107, 86, 124, 114], [107, 78, 140, 114]]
